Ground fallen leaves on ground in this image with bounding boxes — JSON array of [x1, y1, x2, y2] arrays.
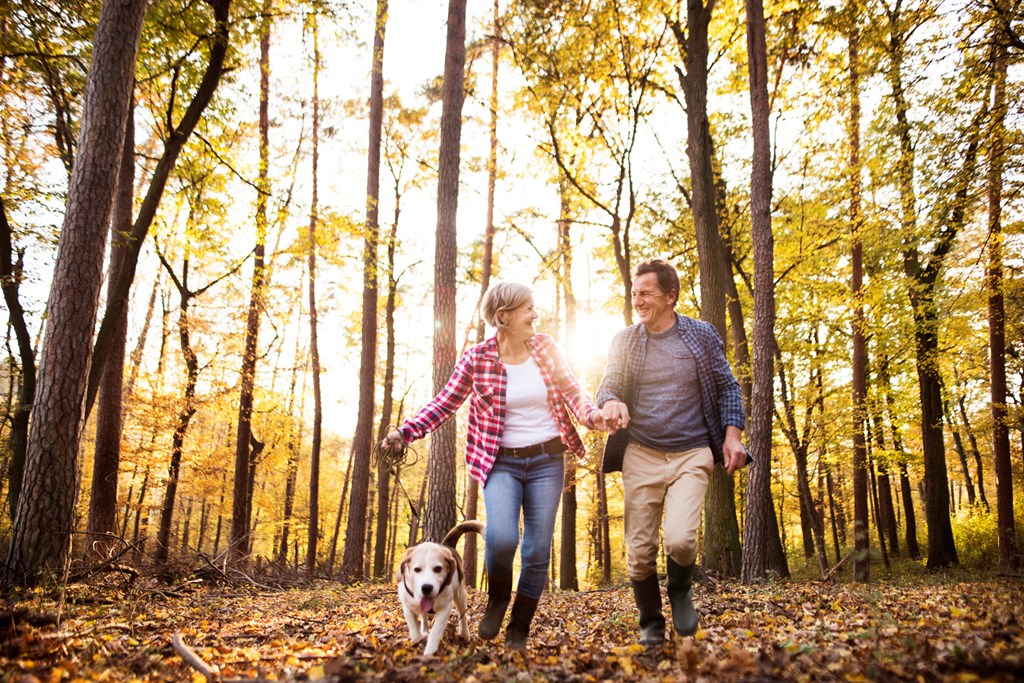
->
[[1, 575, 1022, 681]]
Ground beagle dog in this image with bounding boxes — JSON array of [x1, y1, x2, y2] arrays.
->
[[397, 520, 484, 656]]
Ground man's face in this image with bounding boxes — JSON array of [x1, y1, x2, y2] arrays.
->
[[631, 272, 676, 330]]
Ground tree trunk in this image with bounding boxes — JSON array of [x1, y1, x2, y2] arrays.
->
[[341, 0, 387, 580], [740, 0, 775, 584], [957, 397, 987, 509], [672, 0, 745, 579], [373, 217, 398, 580], [3, 0, 147, 587], [306, 12, 324, 573], [557, 183, 578, 592], [463, 0, 501, 589], [154, 257, 200, 566], [86, 97, 136, 560], [879, 354, 920, 558], [423, 0, 466, 543], [986, 25, 1019, 569], [0, 197, 36, 522], [230, 0, 271, 566], [944, 398, 976, 506]]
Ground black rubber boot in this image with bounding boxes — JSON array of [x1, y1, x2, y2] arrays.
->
[[504, 594, 539, 651], [630, 574, 666, 646], [478, 571, 513, 640], [666, 557, 699, 636]]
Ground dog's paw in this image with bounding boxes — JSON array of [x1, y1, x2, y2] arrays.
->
[[409, 632, 426, 645]]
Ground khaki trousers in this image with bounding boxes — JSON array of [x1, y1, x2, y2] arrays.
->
[[622, 442, 713, 580]]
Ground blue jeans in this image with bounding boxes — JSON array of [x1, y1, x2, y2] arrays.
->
[[482, 451, 565, 600]]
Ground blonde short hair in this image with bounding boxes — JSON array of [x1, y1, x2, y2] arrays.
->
[[482, 282, 532, 329]]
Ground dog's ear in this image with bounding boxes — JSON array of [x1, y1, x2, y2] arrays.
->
[[444, 547, 464, 585], [397, 547, 415, 582]]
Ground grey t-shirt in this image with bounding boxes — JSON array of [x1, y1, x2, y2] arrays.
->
[[629, 327, 710, 452]]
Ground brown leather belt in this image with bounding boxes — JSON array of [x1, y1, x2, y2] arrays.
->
[[498, 436, 566, 458]]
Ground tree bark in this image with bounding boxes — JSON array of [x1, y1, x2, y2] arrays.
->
[[740, 0, 775, 584], [341, 0, 387, 579], [86, 97, 136, 560], [423, 0, 466, 543], [4, 0, 148, 587]]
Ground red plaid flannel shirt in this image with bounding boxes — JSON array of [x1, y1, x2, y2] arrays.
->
[[397, 334, 597, 485]]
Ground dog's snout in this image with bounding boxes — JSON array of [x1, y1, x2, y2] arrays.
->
[[421, 583, 434, 596]]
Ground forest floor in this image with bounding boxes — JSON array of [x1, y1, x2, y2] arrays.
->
[[1, 567, 1022, 682]]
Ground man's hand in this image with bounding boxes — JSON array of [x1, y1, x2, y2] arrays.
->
[[722, 426, 747, 475], [601, 400, 631, 432]]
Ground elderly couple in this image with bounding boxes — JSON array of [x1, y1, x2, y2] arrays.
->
[[383, 258, 748, 652]]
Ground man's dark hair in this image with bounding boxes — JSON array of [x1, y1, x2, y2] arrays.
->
[[635, 258, 679, 303]]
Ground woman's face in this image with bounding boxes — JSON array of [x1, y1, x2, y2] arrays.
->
[[502, 297, 538, 338]]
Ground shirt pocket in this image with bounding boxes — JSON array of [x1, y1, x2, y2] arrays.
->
[[471, 383, 495, 415]]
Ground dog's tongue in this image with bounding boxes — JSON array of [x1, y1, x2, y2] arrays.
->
[[420, 597, 434, 613]]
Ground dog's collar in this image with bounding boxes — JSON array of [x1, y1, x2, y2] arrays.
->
[[438, 564, 456, 595]]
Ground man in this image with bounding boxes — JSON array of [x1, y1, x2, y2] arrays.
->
[[598, 258, 748, 646]]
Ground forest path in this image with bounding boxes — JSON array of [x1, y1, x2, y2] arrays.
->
[[1, 575, 1021, 681]]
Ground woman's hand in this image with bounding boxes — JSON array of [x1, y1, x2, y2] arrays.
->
[[382, 429, 406, 452], [591, 411, 610, 432]]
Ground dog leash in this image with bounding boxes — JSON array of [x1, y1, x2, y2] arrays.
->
[[374, 433, 420, 519]]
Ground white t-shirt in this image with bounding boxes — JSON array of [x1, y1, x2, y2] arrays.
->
[[500, 356, 560, 448]]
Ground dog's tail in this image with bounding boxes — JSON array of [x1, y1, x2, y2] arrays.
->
[[441, 519, 485, 549]]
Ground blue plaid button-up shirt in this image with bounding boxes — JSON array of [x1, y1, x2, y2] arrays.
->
[[596, 313, 746, 472]]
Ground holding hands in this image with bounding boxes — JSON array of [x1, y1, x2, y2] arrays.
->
[[599, 400, 630, 433]]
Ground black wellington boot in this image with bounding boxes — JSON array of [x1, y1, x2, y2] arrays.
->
[[666, 557, 699, 636], [630, 574, 666, 646], [504, 594, 539, 651], [478, 571, 513, 640]]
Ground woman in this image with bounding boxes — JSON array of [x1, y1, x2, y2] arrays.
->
[[384, 282, 607, 651]]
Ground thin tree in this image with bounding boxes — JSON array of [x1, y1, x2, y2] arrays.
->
[[85, 97, 136, 560], [557, 180, 578, 591], [740, 0, 775, 584], [153, 239, 245, 565], [464, 0, 501, 588], [3, 0, 148, 587], [341, 0, 388, 578], [230, 0, 272, 565], [422, 0, 467, 543], [848, 8, 870, 582], [305, 10, 324, 573], [0, 196, 37, 521], [986, 16, 1019, 569]]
